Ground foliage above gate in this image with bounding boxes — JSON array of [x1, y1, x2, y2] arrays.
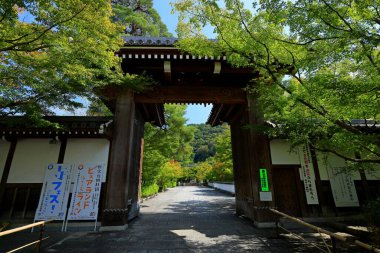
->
[[0, 1, 125, 123], [173, 0, 380, 166]]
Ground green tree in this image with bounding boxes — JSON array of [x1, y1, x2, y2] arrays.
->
[[0, 0, 124, 124], [142, 104, 195, 194], [213, 125, 233, 172], [205, 125, 234, 182], [194, 161, 212, 182], [193, 145, 212, 163], [174, 0, 380, 167], [86, 0, 172, 116], [207, 158, 234, 182], [157, 160, 182, 190], [190, 123, 224, 162], [112, 0, 172, 37]]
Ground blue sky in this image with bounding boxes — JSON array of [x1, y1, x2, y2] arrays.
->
[[153, 1, 213, 124]]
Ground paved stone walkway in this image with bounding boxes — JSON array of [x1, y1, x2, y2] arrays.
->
[[2, 186, 346, 252], [44, 186, 291, 252]]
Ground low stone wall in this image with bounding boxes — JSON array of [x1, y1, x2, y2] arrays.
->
[[209, 182, 235, 195]]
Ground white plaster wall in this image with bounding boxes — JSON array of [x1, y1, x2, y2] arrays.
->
[[0, 141, 11, 180], [7, 139, 60, 183], [212, 183, 235, 194], [64, 138, 109, 182], [270, 139, 300, 165], [316, 152, 361, 180]]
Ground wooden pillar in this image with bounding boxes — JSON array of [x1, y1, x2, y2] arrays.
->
[[359, 169, 370, 202], [355, 153, 371, 202], [310, 148, 329, 216], [102, 89, 136, 228], [0, 139, 17, 207], [138, 138, 144, 201], [127, 111, 145, 220], [230, 121, 255, 219], [230, 95, 275, 226], [57, 137, 67, 163]]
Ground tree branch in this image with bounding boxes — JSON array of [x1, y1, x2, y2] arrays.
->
[[320, 0, 353, 31], [0, 5, 87, 52], [311, 144, 380, 164], [263, 67, 365, 136], [274, 35, 345, 46]]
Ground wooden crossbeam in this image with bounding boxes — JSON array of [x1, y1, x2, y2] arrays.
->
[[134, 86, 246, 104]]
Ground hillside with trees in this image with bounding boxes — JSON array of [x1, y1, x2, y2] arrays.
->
[[189, 123, 225, 163], [191, 124, 234, 183]]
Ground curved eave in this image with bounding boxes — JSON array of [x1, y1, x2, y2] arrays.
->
[[207, 104, 245, 126]]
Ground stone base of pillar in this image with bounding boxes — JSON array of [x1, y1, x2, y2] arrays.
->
[[128, 202, 140, 221], [99, 224, 128, 232], [253, 221, 277, 228], [101, 209, 129, 227], [253, 208, 278, 223]]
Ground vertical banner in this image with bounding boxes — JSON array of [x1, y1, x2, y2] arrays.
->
[[298, 145, 319, 204], [35, 164, 72, 220], [259, 168, 269, 192], [326, 166, 359, 207], [67, 164, 104, 220]]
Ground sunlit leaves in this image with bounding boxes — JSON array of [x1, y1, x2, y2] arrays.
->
[[0, 0, 124, 120], [174, 0, 380, 165]]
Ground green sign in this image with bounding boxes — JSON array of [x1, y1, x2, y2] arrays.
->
[[259, 168, 269, 192]]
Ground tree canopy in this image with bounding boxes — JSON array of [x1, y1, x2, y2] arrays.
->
[[112, 0, 172, 37], [86, 0, 172, 116], [0, 0, 125, 124], [174, 0, 380, 166]]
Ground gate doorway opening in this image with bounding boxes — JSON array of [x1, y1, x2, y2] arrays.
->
[[140, 103, 233, 199]]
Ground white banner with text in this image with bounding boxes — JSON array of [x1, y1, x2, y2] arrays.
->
[[35, 164, 73, 220], [298, 145, 319, 204]]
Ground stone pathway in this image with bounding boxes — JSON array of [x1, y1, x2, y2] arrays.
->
[[43, 186, 289, 252], [2, 186, 356, 252]]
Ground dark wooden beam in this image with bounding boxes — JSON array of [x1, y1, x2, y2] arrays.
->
[[57, 137, 67, 163], [141, 104, 151, 121], [154, 104, 165, 127], [0, 139, 17, 207], [224, 105, 236, 120], [134, 86, 246, 104], [163, 61, 171, 84], [209, 104, 224, 126]]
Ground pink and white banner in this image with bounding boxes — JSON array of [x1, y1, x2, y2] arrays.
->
[[67, 164, 104, 220]]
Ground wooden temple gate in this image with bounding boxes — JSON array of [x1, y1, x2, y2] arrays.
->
[[99, 37, 275, 229]]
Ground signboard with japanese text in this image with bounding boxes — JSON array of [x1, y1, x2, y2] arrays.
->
[[298, 145, 319, 204], [67, 164, 104, 220], [326, 166, 359, 207], [35, 164, 73, 220], [259, 168, 269, 192]]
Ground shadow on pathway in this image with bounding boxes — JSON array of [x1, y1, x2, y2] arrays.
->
[[0, 186, 327, 252]]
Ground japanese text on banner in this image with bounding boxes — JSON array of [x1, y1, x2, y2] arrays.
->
[[67, 164, 104, 220], [298, 145, 319, 205], [35, 164, 72, 220]]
